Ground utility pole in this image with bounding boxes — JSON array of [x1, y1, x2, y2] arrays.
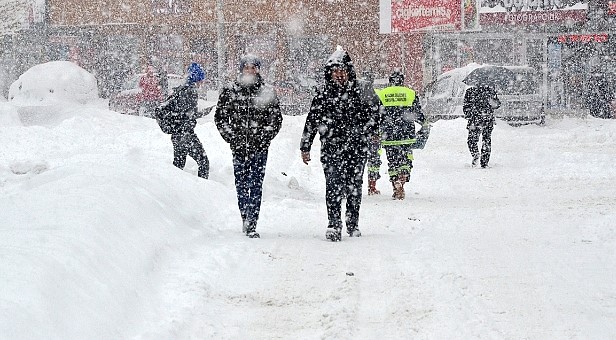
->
[[216, 0, 225, 91]]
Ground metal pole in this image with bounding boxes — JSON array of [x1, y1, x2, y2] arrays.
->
[[216, 0, 225, 91]]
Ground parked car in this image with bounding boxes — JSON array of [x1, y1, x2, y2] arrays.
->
[[423, 63, 545, 125], [109, 73, 184, 116]]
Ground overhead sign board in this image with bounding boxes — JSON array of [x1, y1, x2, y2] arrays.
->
[[380, 0, 463, 33], [480, 1, 588, 25]]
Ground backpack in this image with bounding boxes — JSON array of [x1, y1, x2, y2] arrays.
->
[[153, 85, 192, 135], [153, 105, 176, 134]]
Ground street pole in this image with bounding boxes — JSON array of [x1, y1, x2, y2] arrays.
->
[[216, 0, 225, 91]]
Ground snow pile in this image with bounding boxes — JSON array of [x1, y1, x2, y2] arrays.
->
[[1, 98, 615, 338], [9, 61, 99, 106]]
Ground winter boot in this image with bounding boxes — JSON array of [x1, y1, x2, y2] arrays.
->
[[471, 155, 479, 167], [325, 227, 342, 242], [347, 227, 362, 237], [392, 180, 405, 200], [367, 179, 380, 195], [244, 221, 260, 238]]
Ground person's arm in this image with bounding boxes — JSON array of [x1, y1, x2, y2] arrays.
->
[[300, 94, 322, 164], [214, 88, 234, 144]]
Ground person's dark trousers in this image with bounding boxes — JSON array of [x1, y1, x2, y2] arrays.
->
[[467, 123, 493, 167], [171, 132, 210, 179], [384, 145, 413, 182], [322, 152, 367, 231], [232, 150, 269, 226], [366, 139, 381, 181]]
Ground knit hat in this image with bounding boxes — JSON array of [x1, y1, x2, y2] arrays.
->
[[187, 62, 205, 84], [239, 54, 261, 72]]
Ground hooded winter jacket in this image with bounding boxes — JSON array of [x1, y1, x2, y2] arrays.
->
[[463, 85, 500, 127], [157, 84, 199, 134], [300, 48, 378, 161], [215, 74, 283, 156]]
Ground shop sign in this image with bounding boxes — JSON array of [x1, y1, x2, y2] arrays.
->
[[380, 0, 462, 33], [556, 34, 609, 43], [609, 1, 616, 15], [480, 1, 588, 25]]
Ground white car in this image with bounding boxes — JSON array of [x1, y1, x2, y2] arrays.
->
[[423, 63, 545, 125]]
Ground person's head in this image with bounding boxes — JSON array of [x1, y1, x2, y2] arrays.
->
[[238, 54, 262, 86], [324, 46, 356, 87], [389, 70, 404, 86], [186, 62, 205, 86], [145, 65, 155, 76]]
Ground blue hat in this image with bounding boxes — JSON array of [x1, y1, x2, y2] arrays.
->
[[187, 62, 205, 84]]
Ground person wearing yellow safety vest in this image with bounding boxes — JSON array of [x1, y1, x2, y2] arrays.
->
[[373, 70, 428, 200]]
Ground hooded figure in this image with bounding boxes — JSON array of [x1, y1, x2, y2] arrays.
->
[[157, 62, 210, 178], [300, 46, 379, 241], [463, 84, 500, 168], [215, 54, 283, 239], [138, 65, 163, 116]]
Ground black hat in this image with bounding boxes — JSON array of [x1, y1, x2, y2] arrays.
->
[[239, 54, 261, 72], [389, 70, 404, 86]]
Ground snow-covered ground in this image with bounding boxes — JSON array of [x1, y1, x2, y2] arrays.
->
[[1, 67, 615, 338]]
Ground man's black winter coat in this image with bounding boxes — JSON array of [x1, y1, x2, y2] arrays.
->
[[300, 82, 378, 162], [215, 75, 283, 156]]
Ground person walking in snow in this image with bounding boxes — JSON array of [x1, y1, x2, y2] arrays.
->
[[463, 83, 500, 168], [215, 54, 283, 239], [300, 47, 378, 242], [358, 70, 384, 196], [585, 72, 614, 119], [138, 65, 163, 117], [158, 62, 210, 179], [374, 70, 428, 200]]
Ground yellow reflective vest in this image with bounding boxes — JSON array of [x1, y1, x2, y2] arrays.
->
[[376, 86, 416, 107]]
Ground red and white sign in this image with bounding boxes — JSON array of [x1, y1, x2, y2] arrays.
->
[[381, 0, 462, 33], [480, 1, 588, 26], [557, 34, 609, 44], [608, 1, 616, 15]]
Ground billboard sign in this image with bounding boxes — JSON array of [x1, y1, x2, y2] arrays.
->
[[380, 0, 462, 33], [480, 1, 588, 25]]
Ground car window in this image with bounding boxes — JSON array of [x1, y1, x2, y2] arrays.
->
[[430, 76, 453, 99], [509, 70, 539, 95]]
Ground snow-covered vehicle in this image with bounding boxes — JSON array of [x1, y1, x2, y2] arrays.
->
[[423, 63, 545, 125]]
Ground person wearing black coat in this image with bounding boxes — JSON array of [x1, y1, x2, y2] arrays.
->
[[585, 72, 614, 119], [463, 84, 500, 168], [160, 62, 210, 179], [300, 47, 379, 241], [215, 54, 283, 238]]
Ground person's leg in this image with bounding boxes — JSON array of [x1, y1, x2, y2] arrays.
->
[[467, 126, 481, 166], [366, 139, 381, 194], [232, 153, 250, 229], [245, 151, 268, 228], [323, 156, 344, 239], [171, 134, 187, 169], [480, 123, 494, 168], [344, 154, 367, 235], [185, 133, 210, 179]]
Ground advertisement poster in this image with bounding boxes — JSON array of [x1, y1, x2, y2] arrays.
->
[[480, 1, 588, 25], [388, 0, 462, 32]]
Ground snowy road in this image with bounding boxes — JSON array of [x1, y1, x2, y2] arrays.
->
[[1, 105, 615, 339]]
